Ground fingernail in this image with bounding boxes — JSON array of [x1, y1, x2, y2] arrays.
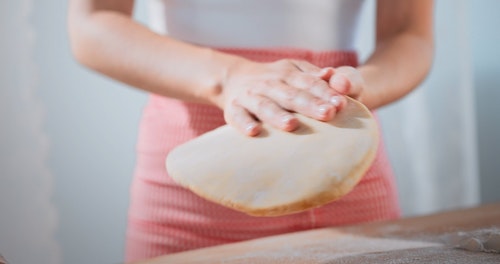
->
[[317, 68, 334, 79], [282, 114, 294, 124], [317, 104, 331, 116], [320, 68, 331, 74], [330, 96, 342, 107], [246, 123, 257, 133]]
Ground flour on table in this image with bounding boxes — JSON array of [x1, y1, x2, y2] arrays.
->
[[442, 228, 500, 253], [222, 234, 441, 263]]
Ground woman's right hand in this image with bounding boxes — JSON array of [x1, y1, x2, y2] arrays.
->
[[68, 0, 347, 137], [214, 58, 347, 136]]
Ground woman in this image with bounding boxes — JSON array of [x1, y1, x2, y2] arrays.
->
[[68, 0, 434, 262]]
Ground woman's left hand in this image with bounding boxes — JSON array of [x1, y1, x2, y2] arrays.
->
[[328, 66, 366, 104]]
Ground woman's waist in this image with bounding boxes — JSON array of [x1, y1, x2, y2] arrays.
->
[[140, 46, 361, 151], [213, 47, 358, 68], [147, 46, 358, 112]]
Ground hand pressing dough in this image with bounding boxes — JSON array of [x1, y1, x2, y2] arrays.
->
[[166, 97, 379, 216]]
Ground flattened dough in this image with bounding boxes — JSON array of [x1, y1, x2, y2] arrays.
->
[[166, 97, 379, 216]]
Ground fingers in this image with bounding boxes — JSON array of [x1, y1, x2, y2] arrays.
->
[[316, 67, 335, 81], [291, 60, 334, 81], [224, 101, 261, 136], [329, 66, 364, 99], [226, 96, 299, 135], [226, 78, 336, 135], [245, 95, 299, 132], [290, 60, 346, 108], [285, 72, 345, 111], [222, 59, 356, 137], [292, 61, 364, 102], [251, 80, 336, 122]]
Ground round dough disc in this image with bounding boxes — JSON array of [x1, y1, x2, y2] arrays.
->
[[166, 97, 379, 216]]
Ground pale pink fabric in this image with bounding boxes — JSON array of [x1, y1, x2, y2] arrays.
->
[[125, 48, 400, 263]]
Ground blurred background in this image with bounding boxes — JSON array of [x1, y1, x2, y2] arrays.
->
[[1, 0, 499, 263]]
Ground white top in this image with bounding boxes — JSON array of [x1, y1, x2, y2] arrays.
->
[[147, 0, 365, 50]]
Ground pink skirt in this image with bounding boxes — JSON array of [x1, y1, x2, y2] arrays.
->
[[125, 47, 401, 263]]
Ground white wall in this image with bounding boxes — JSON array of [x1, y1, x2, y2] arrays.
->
[[1, 1, 499, 264]]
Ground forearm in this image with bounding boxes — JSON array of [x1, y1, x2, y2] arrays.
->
[[354, 0, 434, 110], [68, 8, 243, 105], [68, 1, 351, 136], [358, 32, 433, 110]]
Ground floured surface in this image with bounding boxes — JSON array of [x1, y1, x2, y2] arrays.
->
[[221, 233, 441, 264], [134, 204, 500, 264], [138, 229, 441, 264], [329, 246, 500, 264], [138, 230, 500, 264], [166, 97, 378, 216]]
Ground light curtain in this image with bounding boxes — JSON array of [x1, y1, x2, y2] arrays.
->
[[358, 0, 479, 216], [0, 1, 62, 263]]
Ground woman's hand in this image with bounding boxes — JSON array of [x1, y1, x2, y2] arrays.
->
[[217, 59, 347, 136], [329, 66, 366, 102]]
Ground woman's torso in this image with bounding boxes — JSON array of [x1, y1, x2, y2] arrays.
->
[[126, 2, 401, 261], [147, 0, 366, 50]]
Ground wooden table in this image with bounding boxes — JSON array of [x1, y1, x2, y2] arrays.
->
[[134, 203, 500, 263]]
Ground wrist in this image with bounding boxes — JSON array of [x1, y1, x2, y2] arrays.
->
[[202, 49, 251, 108], [356, 65, 380, 110]]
